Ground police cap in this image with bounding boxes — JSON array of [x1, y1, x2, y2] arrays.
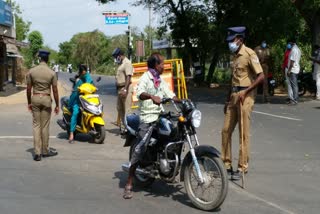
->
[[226, 26, 246, 42], [38, 49, 50, 57], [112, 47, 124, 58]]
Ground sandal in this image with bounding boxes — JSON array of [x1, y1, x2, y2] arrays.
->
[[68, 139, 75, 144], [123, 185, 133, 199]]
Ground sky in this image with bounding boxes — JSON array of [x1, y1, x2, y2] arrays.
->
[[16, 0, 156, 50]]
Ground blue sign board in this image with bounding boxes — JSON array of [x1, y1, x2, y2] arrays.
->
[[0, 0, 13, 27], [105, 14, 128, 25]]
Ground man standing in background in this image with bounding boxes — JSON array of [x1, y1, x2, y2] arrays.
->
[[310, 45, 320, 100], [286, 38, 301, 105], [255, 40, 271, 103]]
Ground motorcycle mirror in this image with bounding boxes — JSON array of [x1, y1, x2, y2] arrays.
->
[[96, 76, 102, 82]]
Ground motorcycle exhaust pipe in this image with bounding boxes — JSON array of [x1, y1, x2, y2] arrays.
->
[[121, 163, 154, 177]]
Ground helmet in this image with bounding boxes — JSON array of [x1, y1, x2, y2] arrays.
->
[[112, 48, 124, 58]]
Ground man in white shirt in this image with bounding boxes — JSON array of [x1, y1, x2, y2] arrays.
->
[[310, 45, 320, 100], [287, 38, 301, 105]]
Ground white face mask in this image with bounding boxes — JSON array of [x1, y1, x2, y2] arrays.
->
[[115, 56, 122, 64], [228, 41, 240, 53]]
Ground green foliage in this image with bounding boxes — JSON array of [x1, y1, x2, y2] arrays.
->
[[27, 31, 43, 58], [95, 63, 117, 75], [9, 1, 31, 41], [212, 68, 231, 84]]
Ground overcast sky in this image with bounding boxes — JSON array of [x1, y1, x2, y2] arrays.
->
[[16, 0, 155, 50]]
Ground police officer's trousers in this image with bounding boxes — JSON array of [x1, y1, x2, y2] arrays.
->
[[221, 92, 254, 172], [31, 95, 52, 155], [117, 85, 133, 127]]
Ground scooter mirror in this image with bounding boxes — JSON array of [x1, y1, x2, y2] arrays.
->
[[96, 76, 102, 82]]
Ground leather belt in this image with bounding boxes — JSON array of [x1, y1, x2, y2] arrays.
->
[[33, 93, 50, 96], [231, 86, 248, 93], [116, 85, 125, 90]]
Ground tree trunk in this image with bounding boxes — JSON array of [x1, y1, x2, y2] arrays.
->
[[312, 10, 320, 47], [206, 52, 219, 84]]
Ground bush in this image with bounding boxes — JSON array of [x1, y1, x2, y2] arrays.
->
[[212, 67, 231, 84], [95, 64, 117, 75]]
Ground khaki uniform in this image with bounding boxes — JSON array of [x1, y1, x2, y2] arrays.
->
[[115, 57, 133, 127], [222, 44, 263, 172], [254, 46, 270, 101], [26, 62, 57, 156]]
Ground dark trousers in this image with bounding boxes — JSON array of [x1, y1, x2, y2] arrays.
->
[[130, 122, 154, 165], [289, 73, 299, 103]]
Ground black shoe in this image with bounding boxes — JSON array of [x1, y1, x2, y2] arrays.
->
[[232, 170, 248, 180], [42, 148, 58, 158], [34, 154, 41, 161], [226, 168, 233, 179], [288, 101, 297, 106]]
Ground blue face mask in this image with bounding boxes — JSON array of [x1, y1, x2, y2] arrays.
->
[[261, 42, 267, 48], [287, 43, 292, 49], [228, 41, 240, 53]]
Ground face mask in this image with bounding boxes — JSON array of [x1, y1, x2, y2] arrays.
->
[[261, 42, 267, 48], [228, 41, 239, 53], [287, 43, 292, 49]]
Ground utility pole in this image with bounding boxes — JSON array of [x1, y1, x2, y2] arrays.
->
[[148, 1, 152, 55]]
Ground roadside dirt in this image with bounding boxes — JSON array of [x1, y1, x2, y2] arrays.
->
[[0, 82, 68, 105]]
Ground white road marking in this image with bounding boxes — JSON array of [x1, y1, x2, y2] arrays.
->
[[230, 184, 296, 214], [253, 111, 302, 121], [0, 136, 57, 139]]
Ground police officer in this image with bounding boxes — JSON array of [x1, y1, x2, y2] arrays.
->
[[26, 50, 59, 161], [112, 48, 133, 134], [221, 27, 264, 179], [254, 40, 270, 103]]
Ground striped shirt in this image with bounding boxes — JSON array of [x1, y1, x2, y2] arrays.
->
[[137, 71, 175, 123]]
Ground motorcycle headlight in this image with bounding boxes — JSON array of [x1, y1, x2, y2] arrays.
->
[[83, 102, 103, 115], [191, 109, 201, 128]]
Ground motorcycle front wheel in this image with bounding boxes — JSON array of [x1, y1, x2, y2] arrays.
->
[[184, 153, 228, 211], [92, 124, 105, 144]]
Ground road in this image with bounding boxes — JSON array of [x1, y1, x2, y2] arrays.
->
[[0, 72, 319, 214]]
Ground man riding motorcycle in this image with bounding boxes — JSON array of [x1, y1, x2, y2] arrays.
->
[[68, 64, 93, 143], [123, 53, 180, 199]]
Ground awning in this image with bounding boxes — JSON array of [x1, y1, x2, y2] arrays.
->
[[6, 43, 22, 57], [6, 43, 18, 54]]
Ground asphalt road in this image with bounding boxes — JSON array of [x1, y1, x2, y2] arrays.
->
[[0, 72, 319, 214]]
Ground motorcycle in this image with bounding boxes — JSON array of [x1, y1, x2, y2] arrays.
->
[[298, 70, 316, 96], [57, 77, 106, 144], [122, 98, 228, 211]]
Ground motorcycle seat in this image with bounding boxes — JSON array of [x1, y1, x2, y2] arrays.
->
[[125, 114, 140, 135]]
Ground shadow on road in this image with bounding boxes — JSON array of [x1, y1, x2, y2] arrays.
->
[[56, 132, 92, 143], [113, 170, 221, 212]]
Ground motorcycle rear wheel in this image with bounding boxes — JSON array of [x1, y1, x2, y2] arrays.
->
[[129, 141, 155, 187], [184, 153, 228, 211]]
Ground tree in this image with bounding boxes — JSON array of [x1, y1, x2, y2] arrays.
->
[[23, 31, 43, 67], [291, 0, 320, 46], [70, 30, 109, 72]]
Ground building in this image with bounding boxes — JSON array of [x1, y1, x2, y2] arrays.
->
[[0, 0, 21, 91]]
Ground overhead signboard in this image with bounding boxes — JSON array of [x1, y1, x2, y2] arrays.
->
[[152, 39, 172, 49], [104, 12, 129, 25], [0, 0, 12, 27]]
